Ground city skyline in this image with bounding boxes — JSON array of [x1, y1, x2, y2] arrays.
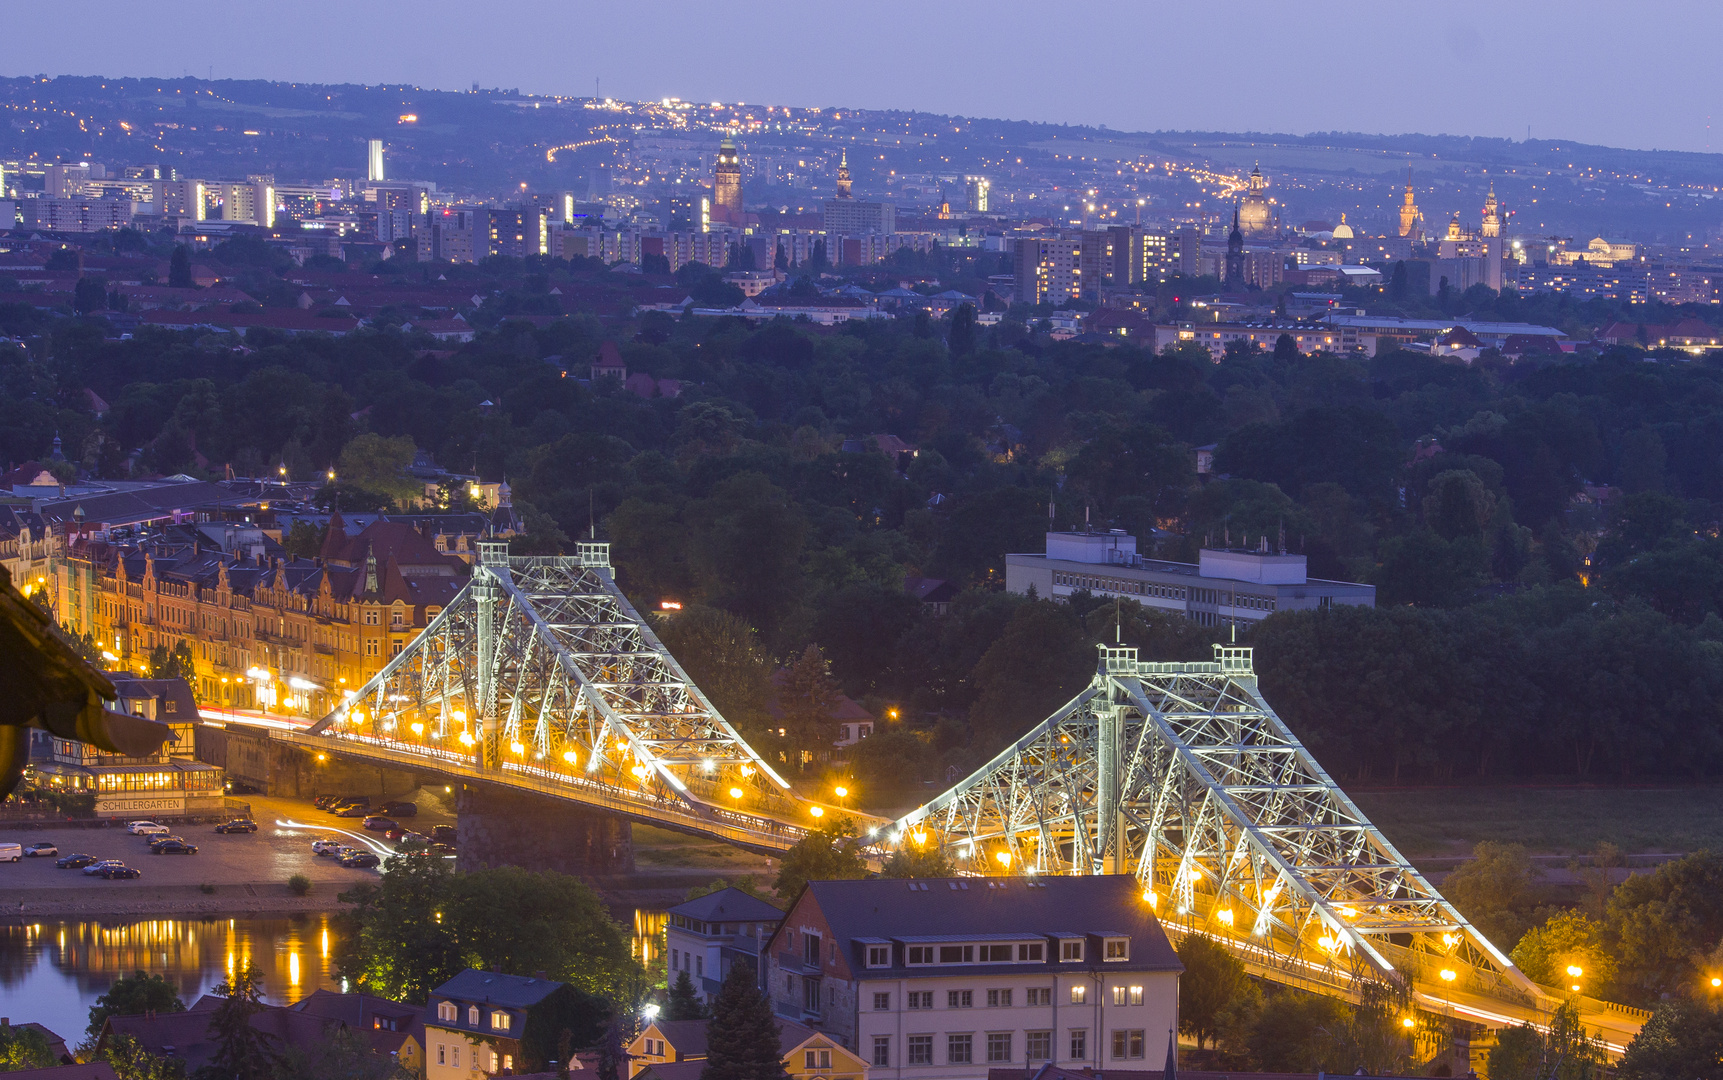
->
[[5, 0, 1723, 156]]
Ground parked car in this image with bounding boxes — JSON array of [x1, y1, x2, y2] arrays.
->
[[23, 842, 58, 858], [312, 795, 341, 809], [311, 839, 345, 855], [338, 851, 380, 868], [380, 801, 418, 817], [361, 816, 397, 832], [94, 865, 142, 879], [430, 825, 457, 845], [395, 831, 430, 847], [56, 853, 97, 869], [429, 842, 456, 857], [126, 821, 169, 835], [152, 840, 198, 855], [82, 860, 126, 875], [0, 843, 20, 862], [213, 820, 257, 834], [335, 805, 369, 818], [327, 796, 369, 811], [146, 836, 186, 850]]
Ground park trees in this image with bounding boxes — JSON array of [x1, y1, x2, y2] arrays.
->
[[86, 970, 186, 1043], [772, 817, 867, 900], [1176, 935, 1249, 1050], [701, 962, 789, 1080]]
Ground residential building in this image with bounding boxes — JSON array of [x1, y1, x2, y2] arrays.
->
[[1014, 237, 1081, 306], [101, 990, 419, 1076], [291, 989, 425, 1074], [43, 162, 95, 199], [666, 886, 786, 1002], [490, 205, 551, 258], [1318, 314, 1566, 356], [824, 198, 896, 237], [630, 1017, 864, 1080], [18, 198, 133, 232], [1006, 531, 1374, 630], [1151, 321, 1343, 358], [425, 970, 574, 1080], [964, 177, 990, 214], [763, 875, 1182, 1080], [152, 180, 206, 220]]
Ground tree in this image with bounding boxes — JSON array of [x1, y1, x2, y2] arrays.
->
[[880, 843, 954, 879], [100, 1034, 187, 1080], [1618, 1000, 1723, 1080], [776, 645, 839, 772], [1483, 1001, 1605, 1080], [169, 245, 194, 289], [195, 967, 274, 1080], [1232, 987, 1349, 1071], [1486, 1024, 1545, 1080], [453, 866, 637, 1001], [281, 520, 327, 560], [88, 970, 186, 1043], [336, 850, 466, 1003], [654, 606, 773, 740], [271, 1025, 404, 1080], [967, 601, 1092, 748], [1511, 910, 1618, 996], [1177, 935, 1250, 1049], [684, 876, 776, 904], [1607, 850, 1723, 1002], [1443, 842, 1545, 952], [74, 276, 108, 315], [666, 971, 708, 1020], [685, 472, 807, 628], [947, 303, 978, 357], [0, 1021, 56, 1070], [772, 817, 867, 900], [335, 433, 422, 510], [1272, 332, 1299, 361], [701, 960, 790, 1080], [144, 642, 198, 700]]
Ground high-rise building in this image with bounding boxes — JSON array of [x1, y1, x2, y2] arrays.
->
[[368, 139, 386, 183], [712, 135, 743, 225], [1014, 236, 1082, 305], [488, 205, 550, 258], [44, 163, 93, 199], [822, 197, 895, 236], [153, 180, 206, 220], [1398, 167, 1423, 240], [835, 150, 852, 199], [964, 175, 990, 213], [217, 180, 274, 226]]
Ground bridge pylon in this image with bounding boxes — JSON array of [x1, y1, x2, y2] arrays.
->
[[894, 644, 1546, 1013]]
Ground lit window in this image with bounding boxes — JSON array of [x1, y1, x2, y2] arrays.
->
[[1070, 985, 1086, 1004], [491, 1010, 510, 1031]]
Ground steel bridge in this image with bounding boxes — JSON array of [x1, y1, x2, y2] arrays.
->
[[893, 643, 1647, 1054], [301, 541, 883, 853], [299, 542, 1644, 1050]]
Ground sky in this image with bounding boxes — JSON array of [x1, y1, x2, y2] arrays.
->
[[9, 0, 1723, 155]]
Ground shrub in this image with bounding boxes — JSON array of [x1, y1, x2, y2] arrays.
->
[[287, 874, 311, 896]]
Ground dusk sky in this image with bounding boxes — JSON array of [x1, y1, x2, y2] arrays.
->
[[11, 0, 1723, 155]]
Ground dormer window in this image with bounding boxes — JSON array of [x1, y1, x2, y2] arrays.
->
[[491, 1010, 511, 1031], [467, 1005, 480, 1026], [437, 1001, 457, 1022], [907, 946, 934, 966], [1061, 940, 1084, 962], [1104, 938, 1130, 961], [867, 945, 890, 967]]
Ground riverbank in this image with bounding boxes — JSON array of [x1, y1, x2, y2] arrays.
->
[[0, 882, 349, 921]]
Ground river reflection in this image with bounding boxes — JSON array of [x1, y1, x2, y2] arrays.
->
[[0, 909, 668, 1045], [0, 916, 343, 1044]]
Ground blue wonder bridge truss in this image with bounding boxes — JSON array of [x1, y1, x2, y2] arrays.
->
[[297, 541, 1645, 1049]]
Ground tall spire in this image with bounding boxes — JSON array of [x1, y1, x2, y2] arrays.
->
[[836, 148, 852, 199]]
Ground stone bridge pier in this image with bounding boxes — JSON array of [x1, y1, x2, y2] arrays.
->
[[455, 783, 635, 875]]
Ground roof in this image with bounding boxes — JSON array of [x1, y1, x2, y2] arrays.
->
[[668, 886, 784, 923], [289, 989, 423, 1057], [991, 1067, 1433, 1080], [431, 969, 565, 1009], [645, 1019, 710, 1057], [781, 876, 1182, 976]]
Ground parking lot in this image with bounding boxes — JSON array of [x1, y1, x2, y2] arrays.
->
[[0, 793, 455, 894]]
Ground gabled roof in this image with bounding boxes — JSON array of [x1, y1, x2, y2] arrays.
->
[[431, 969, 565, 1009], [667, 885, 784, 922]]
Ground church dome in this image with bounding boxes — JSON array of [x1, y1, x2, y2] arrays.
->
[[1332, 213, 1354, 240]]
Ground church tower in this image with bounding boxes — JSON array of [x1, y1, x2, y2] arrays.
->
[[1398, 166, 1423, 240], [1238, 162, 1271, 236], [836, 149, 852, 199], [1224, 205, 1246, 291], [713, 134, 743, 225], [1481, 182, 1501, 238]]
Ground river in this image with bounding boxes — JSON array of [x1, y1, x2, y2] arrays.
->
[[0, 909, 668, 1048]]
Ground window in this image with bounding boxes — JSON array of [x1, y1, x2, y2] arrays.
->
[[947, 990, 972, 1009], [491, 1010, 510, 1031], [940, 945, 973, 963], [908, 992, 933, 1010], [437, 1045, 446, 1065], [467, 1005, 479, 1026], [366, 639, 378, 657], [696, 956, 703, 977], [672, 949, 680, 970], [907, 946, 934, 965], [1070, 1030, 1087, 1061], [1070, 985, 1086, 1004], [1026, 1031, 1052, 1061], [805, 1049, 832, 1070], [1018, 942, 1044, 962], [365, 610, 379, 625], [436, 1002, 457, 1022], [873, 992, 891, 1011], [868, 945, 890, 967], [987, 1033, 1013, 1063], [504, 1055, 513, 1072], [1111, 1030, 1145, 1060], [1130, 986, 1144, 1005], [804, 979, 822, 1012], [805, 933, 822, 967], [987, 989, 1013, 1007], [1026, 988, 1051, 1006], [391, 609, 404, 626], [947, 1034, 973, 1064], [1061, 940, 1083, 961], [1104, 938, 1130, 961], [907, 1036, 933, 1065], [873, 1036, 891, 1067], [983, 944, 1013, 962], [1112, 986, 1126, 1006]]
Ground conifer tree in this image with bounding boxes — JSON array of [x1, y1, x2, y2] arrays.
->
[[701, 962, 788, 1080], [666, 970, 708, 1020]]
